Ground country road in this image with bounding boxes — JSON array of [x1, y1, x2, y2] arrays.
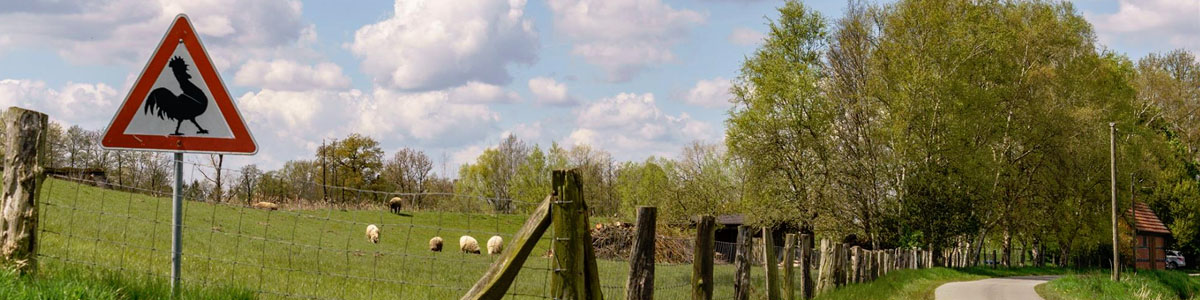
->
[[934, 276, 1060, 300]]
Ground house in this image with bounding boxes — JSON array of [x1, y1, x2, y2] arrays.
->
[[1126, 202, 1171, 270]]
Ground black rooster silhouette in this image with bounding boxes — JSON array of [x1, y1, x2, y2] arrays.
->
[[145, 56, 209, 135]]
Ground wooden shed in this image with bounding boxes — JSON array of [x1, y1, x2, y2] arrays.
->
[[1126, 202, 1171, 270]]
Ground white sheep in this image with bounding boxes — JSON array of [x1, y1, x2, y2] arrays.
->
[[251, 201, 278, 210], [429, 236, 444, 252], [487, 236, 504, 255], [365, 224, 380, 244], [460, 235, 480, 254]]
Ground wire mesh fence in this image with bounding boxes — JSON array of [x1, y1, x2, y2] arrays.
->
[[34, 159, 708, 299]]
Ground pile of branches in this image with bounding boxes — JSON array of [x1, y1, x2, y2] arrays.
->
[[590, 222, 693, 264]]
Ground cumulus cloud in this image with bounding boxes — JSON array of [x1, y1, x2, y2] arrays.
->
[[528, 77, 575, 105], [0, 79, 118, 129], [566, 93, 714, 160], [1086, 0, 1200, 55], [728, 27, 765, 46], [680, 77, 733, 109], [547, 0, 705, 82], [0, 0, 314, 66], [233, 59, 350, 91], [448, 81, 521, 104], [347, 0, 538, 91]]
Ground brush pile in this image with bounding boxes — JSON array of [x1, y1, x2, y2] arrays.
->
[[590, 222, 693, 264]]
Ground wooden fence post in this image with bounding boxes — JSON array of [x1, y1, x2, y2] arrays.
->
[[763, 228, 780, 300], [849, 247, 860, 283], [815, 239, 833, 295], [626, 206, 656, 300], [549, 169, 603, 300], [1, 107, 46, 275], [734, 226, 752, 300], [782, 234, 796, 300], [837, 243, 849, 286], [799, 234, 814, 300], [692, 216, 715, 300]]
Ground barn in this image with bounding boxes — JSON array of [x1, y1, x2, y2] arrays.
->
[[1126, 202, 1172, 270]]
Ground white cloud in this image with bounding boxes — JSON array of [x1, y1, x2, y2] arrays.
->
[[233, 59, 350, 91], [528, 77, 575, 105], [680, 77, 733, 109], [448, 81, 521, 104], [0, 0, 314, 66], [347, 0, 538, 91], [728, 27, 764, 46], [547, 0, 705, 82], [566, 92, 715, 160], [0, 79, 118, 129], [1086, 0, 1200, 55]]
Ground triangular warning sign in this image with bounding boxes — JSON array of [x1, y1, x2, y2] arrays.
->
[[102, 14, 257, 154]]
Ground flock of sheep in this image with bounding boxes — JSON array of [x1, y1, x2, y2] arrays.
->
[[364, 224, 505, 255]]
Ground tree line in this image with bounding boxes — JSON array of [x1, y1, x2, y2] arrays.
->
[[723, 0, 1200, 266]]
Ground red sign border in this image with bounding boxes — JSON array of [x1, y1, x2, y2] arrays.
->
[[101, 14, 257, 155]]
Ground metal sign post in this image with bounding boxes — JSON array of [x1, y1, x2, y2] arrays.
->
[[171, 152, 184, 296]]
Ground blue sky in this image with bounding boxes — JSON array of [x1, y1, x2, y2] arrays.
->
[[1, 0, 1197, 176]]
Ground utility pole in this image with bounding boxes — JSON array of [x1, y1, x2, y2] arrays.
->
[[1110, 122, 1119, 281]]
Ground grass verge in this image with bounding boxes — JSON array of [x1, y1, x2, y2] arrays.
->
[[814, 266, 1073, 300], [1038, 270, 1200, 300], [0, 265, 254, 300]]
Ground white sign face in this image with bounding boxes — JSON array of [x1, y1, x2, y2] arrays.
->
[[122, 45, 234, 138]]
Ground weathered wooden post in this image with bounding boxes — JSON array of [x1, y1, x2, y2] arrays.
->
[[782, 234, 796, 300], [464, 196, 554, 300], [692, 216, 716, 300], [0, 107, 46, 275], [734, 226, 752, 300], [837, 243, 848, 286], [626, 206, 656, 300], [550, 169, 603, 300], [763, 228, 780, 300], [849, 246, 860, 283], [799, 234, 814, 300], [815, 239, 834, 294]]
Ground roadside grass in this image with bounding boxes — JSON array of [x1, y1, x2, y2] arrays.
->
[[814, 266, 1074, 300], [0, 264, 254, 299], [36, 178, 731, 299], [1037, 270, 1200, 300]]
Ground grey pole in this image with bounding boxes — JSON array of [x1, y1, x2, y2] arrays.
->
[[172, 152, 184, 296], [1109, 122, 1119, 281]]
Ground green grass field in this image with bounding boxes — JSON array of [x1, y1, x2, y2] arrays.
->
[[35, 178, 758, 299], [1037, 270, 1200, 300]]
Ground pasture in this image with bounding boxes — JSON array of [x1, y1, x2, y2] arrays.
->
[[36, 178, 760, 299]]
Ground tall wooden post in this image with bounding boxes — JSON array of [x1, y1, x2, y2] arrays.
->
[[626, 206, 656, 300], [763, 228, 780, 300], [799, 234, 813, 300], [734, 226, 752, 300], [692, 216, 716, 300], [0, 107, 46, 275], [550, 169, 603, 299], [782, 234, 796, 300], [815, 239, 835, 294], [1109, 122, 1120, 281]]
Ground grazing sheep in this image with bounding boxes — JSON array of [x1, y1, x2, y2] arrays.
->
[[487, 236, 504, 255], [251, 201, 278, 210], [365, 224, 380, 244], [429, 236, 443, 252], [459, 235, 480, 254], [388, 197, 404, 214]]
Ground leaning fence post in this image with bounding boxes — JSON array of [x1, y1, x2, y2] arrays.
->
[[692, 216, 716, 300], [626, 206, 656, 300], [763, 228, 780, 300], [799, 234, 814, 300], [782, 233, 796, 300], [734, 226, 752, 300], [0, 107, 47, 275]]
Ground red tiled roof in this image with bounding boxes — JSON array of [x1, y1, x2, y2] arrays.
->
[[1127, 202, 1171, 235]]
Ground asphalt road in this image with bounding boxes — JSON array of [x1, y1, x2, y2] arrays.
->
[[934, 276, 1060, 300]]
